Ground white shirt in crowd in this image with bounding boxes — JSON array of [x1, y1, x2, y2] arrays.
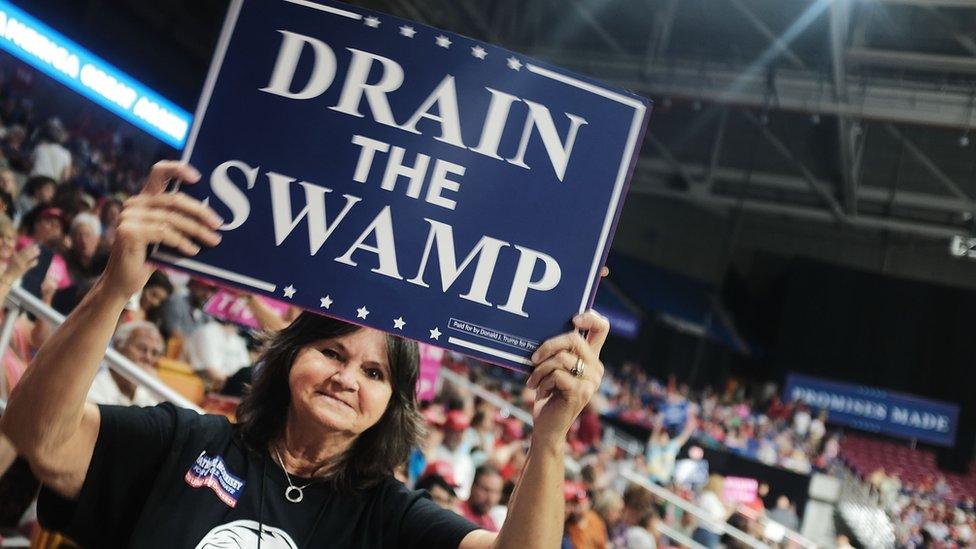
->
[[183, 320, 250, 379], [697, 490, 727, 534], [30, 142, 72, 181], [432, 443, 475, 500], [793, 409, 811, 437], [809, 417, 826, 441], [87, 366, 158, 407], [624, 525, 657, 549]]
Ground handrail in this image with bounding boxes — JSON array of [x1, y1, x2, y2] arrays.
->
[[656, 523, 708, 549], [438, 368, 534, 424], [735, 505, 818, 548], [437, 368, 583, 473], [5, 285, 202, 412], [620, 469, 769, 549], [439, 367, 772, 549], [0, 303, 16, 399]]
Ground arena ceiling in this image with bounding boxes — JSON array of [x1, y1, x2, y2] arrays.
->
[[17, 0, 976, 290]]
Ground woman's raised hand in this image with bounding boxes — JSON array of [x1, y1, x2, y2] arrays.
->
[[525, 310, 609, 446], [103, 161, 222, 298]]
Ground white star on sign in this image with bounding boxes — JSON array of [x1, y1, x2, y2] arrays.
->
[[282, 285, 296, 299], [319, 295, 333, 309], [471, 46, 487, 60], [429, 327, 442, 340], [357, 306, 370, 319], [399, 25, 416, 38], [506, 57, 522, 71], [435, 35, 452, 48], [393, 317, 406, 330], [364, 16, 380, 28]]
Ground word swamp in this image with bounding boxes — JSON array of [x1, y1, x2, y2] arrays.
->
[[155, 0, 649, 370]]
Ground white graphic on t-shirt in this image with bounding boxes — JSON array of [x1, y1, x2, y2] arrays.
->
[[195, 519, 298, 549]]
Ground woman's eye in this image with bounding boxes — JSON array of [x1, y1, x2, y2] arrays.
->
[[365, 368, 384, 381], [321, 348, 340, 359]]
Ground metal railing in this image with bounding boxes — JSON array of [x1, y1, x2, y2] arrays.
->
[[438, 367, 788, 548], [1, 285, 201, 411], [620, 469, 770, 549], [0, 284, 817, 548]]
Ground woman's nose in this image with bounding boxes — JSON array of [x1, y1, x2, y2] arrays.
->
[[331, 363, 359, 390]]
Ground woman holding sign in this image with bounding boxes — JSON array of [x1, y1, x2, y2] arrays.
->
[[1, 161, 609, 548]]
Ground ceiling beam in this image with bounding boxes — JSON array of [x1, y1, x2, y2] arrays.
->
[[637, 157, 973, 215], [831, 0, 861, 216], [630, 178, 962, 240], [741, 110, 847, 220], [524, 50, 976, 129], [847, 47, 976, 74], [874, 0, 976, 7]]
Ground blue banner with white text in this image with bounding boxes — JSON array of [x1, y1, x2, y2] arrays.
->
[[152, 0, 650, 371], [783, 373, 959, 447]]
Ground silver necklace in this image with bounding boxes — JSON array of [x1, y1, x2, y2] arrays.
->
[[274, 447, 316, 503]]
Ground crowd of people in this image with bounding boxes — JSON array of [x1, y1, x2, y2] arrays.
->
[[1, 58, 975, 549], [868, 467, 976, 547]]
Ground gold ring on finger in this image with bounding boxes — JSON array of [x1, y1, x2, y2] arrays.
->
[[571, 357, 585, 378]]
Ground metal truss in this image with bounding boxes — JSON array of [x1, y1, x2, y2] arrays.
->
[[377, 0, 976, 240]]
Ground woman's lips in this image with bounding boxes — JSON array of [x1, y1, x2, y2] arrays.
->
[[317, 391, 355, 412]]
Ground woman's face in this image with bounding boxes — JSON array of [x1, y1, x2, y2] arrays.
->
[[139, 285, 170, 311], [288, 328, 393, 438], [0, 230, 14, 263]]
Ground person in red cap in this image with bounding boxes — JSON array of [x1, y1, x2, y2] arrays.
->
[[434, 409, 476, 499], [460, 465, 504, 531], [564, 480, 608, 549], [415, 461, 461, 512]]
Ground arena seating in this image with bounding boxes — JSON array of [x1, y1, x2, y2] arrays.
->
[[841, 434, 976, 502]]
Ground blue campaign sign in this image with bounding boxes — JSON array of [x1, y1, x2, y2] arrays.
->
[[784, 373, 960, 447], [152, 0, 650, 371]]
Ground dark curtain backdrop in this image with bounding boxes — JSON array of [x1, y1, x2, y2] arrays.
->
[[770, 259, 976, 472]]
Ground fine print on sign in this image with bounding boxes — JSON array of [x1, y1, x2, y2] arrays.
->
[[153, 0, 650, 371]]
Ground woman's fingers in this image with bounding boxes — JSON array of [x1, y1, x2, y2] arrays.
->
[[135, 209, 222, 247], [536, 369, 590, 403], [126, 192, 222, 230], [526, 350, 576, 389], [149, 192, 223, 229], [127, 219, 201, 256], [573, 310, 610, 355], [531, 330, 595, 367], [141, 161, 202, 195]]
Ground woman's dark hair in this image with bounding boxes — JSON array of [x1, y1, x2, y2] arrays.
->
[[144, 270, 174, 296], [235, 312, 422, 491]]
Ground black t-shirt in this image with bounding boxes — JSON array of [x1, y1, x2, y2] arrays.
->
[[38, 403, 479, 548]]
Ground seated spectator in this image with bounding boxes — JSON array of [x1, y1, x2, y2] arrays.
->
[[122, 270, 173, 325], [623, 509, 658, 549], [29, 118, 71, 182], [766, 495, 799, 531], [460, 465, 504, 531], [564, 480, 608, 549], [2, 124, 29, 173], [415, 461, 461, 513], [64, 212, 107, 284], [591, 489, 624, 542], [434, 410, 476, 500], [87, 321, 163, 406], [14, 175, 55, 219], [18, 205, 66, 251], [692, 475, 732, 548], [160, 276, 217, 339], [183, 318, 250, 391], [96, 196, 123, 247]]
